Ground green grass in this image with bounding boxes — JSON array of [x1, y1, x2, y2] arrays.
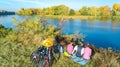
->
[[52, 55, 82, 67]]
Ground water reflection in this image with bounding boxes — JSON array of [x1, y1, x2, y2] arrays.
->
[[78, 17, 120, 31], [79, 16, 120, 23], [0, 15, 8, 18], [47, 17, 120, 33]]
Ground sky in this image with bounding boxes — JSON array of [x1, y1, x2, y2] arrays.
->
[[0, 0, 120, 11]]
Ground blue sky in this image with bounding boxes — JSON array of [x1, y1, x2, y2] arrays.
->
[[0, 0, 120, 11]]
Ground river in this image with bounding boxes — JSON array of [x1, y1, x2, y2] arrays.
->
[[0, 15, 120, 50]]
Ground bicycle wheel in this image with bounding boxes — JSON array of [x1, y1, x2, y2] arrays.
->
[[32, 60, 38, 67], [38, 59, 43, 67], [41, 60, 50, 67]]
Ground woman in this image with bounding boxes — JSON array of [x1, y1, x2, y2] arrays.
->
[[78, 42, 92, 65], [67, 41, 74, 55], [83, 42, 92, 60]]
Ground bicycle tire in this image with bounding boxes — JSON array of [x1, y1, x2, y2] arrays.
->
[[37, 60, 43, 67], [32, 60, 37, 67], [41, 60, 50, 67]]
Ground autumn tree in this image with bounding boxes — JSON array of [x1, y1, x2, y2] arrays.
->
[[33, 8, 42, 15], [17, 4, 117, 17], [112, 3, 120, 16], [87, 6, 97, 16], [98, 6, 111, 16], [17, 8, 43, 15], [75, 10, 81, 15], [17, 8, 25, 15], [26, 8, 33, 15]]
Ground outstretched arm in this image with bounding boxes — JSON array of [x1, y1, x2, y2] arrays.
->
[[72, 45, 77, 54]]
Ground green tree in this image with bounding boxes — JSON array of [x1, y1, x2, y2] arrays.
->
[[53, 5, 69, 15], [79, 6, 88, 15], [69, 9, 75, 15], [43, 8, 50, 15]]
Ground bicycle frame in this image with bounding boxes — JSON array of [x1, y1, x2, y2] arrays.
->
[[42, 47, 51, 67]]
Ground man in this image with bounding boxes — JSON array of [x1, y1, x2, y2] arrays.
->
[[72, 42, 84, 57], [71, 42, 84, 62]]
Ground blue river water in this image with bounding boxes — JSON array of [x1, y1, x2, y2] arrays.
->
[[0, 15, 120, 50]]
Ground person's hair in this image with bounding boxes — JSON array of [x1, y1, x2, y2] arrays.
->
[[55, 35, 64, 43], [83, 44, 85, 47], [85, 44, 88, 47], [79, 42, 84, 46], [85, 43, 90, 47], [60, 40, 67, 45], [66, 40, 71, 44], [83, 42, 90, 47]]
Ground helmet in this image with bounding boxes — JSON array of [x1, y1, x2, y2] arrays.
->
[[42, 38, 54, 47]]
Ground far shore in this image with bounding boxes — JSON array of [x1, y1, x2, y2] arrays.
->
[[40, 15, 120, 20]]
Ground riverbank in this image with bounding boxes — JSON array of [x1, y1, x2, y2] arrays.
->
[[43, 15, 100, 19], [43, 15, 120, 21]]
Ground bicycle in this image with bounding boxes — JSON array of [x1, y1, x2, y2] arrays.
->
[[42, 46, 60, 67], [31, 46, 58, 67], [31, 38, 60, 67], [41, 47, 51, 67]]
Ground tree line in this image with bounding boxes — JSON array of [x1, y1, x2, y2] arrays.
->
[[0, 10, 15, 15], [17, 3, 120, 16]]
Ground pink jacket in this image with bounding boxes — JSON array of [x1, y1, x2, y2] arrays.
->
[[67, 43, 73, 54], [83, 47, 92, 60]]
